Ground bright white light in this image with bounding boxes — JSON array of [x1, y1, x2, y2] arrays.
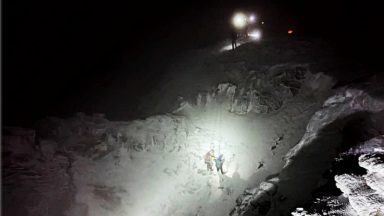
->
[[232, 12, 247, 29], [220, 41, 245, 52], [249, 14, 256, 23], [248, 29, 262, 41]]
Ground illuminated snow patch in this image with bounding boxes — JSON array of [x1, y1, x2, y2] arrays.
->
[[220, 41, 246, 52], [248, 29, 262, 41]]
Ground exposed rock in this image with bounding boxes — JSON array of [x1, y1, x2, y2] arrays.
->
[[231, 88, 384, 216], [342, 136, 384, 156], [349, 154, 384, 214], [289, 137, 384, 216], [335, 171, 384, 215], [177, 66, 333, 116]]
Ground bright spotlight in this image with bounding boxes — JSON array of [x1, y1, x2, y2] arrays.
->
[[248, 29, 262, 41], [249, 14, 256, 23], [232, 12, 247, 29]]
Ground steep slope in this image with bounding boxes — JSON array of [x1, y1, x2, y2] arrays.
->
[[231, 85, 384, 216], [3, 39, 346, 216]]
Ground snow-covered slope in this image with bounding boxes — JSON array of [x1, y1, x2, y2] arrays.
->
[[138, 39, 336, 117], [3, 39, 353, 216]]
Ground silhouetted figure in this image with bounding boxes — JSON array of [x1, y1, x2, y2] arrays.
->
[[215, 154, 225, 174], [231, 30, 238, 50]]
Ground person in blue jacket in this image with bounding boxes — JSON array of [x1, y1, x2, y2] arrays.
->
[[215, 154, 225, 174]]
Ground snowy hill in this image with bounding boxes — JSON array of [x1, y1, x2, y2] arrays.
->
[[4, 39, 383, 216]]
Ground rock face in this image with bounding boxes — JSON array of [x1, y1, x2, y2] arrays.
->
[[231, 88, 384, 216], [291, 138, 384, 216], [335, 154, 384, 216], [187, 65, 332, 115], [140, 39, 337, 118]]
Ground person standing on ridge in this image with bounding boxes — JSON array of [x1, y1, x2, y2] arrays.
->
[[231, 29, 238, 50]]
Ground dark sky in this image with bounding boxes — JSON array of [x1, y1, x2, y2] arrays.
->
[[3, 0, 384, 126]]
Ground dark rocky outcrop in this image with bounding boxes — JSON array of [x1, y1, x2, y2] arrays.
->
[[231, 87, 384, 216]]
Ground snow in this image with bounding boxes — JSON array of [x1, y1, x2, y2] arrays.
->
[[3, 39, 347, 216], [334, 153, 384, 216], [290, 137, 384, 216], [342, 136, 384, 156]]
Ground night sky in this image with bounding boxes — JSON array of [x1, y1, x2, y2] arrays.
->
[[3, 0, 384, 126]]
